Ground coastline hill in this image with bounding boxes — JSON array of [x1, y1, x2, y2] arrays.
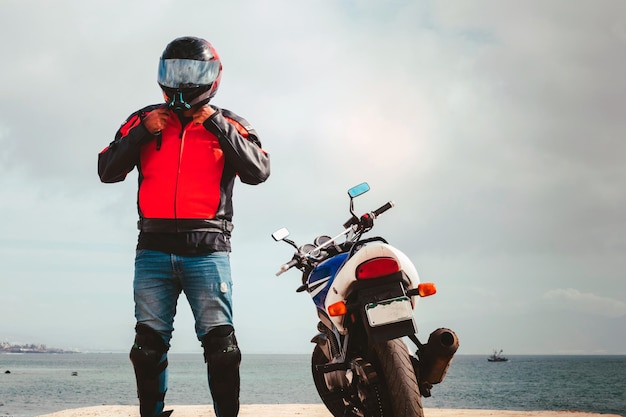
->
[[0, 341, 78, 353]]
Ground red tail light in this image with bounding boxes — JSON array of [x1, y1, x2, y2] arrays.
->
[[356, 257, 400, 280]]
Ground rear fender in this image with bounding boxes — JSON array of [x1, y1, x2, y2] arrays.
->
[[356, 281, 417, 343]]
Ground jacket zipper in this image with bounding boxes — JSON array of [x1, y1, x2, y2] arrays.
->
[[173, 124, 186, 221]]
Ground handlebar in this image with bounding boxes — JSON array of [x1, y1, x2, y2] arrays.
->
[[373, 201, 395, 218], [276, 199, 395, 277], [343, 200, 395, 228], [276, 257, 299, 276]]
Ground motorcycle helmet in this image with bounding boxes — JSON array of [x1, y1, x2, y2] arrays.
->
[[157, 36, 222, 111]]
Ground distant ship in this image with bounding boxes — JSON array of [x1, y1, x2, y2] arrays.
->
[[487, 349, 509, 362]]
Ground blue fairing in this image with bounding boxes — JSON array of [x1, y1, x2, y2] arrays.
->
[[307, 253, 350, 310]]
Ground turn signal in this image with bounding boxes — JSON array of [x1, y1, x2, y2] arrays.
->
[[356, 257, 400, 280], [328, 301, 347, 316], [417, 282, 437, 297]]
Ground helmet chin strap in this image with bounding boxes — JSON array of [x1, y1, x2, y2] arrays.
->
[[167, 88, 213, 114], [168, 91, 192, 113]]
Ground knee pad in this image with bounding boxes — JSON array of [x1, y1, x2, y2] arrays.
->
[[130, 324, 169, 417], [130, 324, 169, 377], [202, 325, 241, 367]]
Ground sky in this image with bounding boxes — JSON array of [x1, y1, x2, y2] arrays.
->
[[1, 0, 625, 355]]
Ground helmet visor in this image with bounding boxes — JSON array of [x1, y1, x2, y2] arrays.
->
[[158, 59, 220, 89]]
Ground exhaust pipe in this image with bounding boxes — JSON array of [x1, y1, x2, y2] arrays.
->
[[418, 328, 459, 385]]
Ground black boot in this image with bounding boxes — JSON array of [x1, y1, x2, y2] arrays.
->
[[130, 324, 172, 417], [202, 326, 242, 417]]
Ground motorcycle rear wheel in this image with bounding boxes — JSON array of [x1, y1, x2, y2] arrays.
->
[[370, 339, 424, 417], [311, 339, 423, 417]]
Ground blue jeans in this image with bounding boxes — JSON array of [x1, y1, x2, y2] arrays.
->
[[133, 249, 234, 347]]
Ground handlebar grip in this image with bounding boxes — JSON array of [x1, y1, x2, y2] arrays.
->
[[373, 201, 395, 218], [276, 258, 299, 276], [343, 216, 359, 229]]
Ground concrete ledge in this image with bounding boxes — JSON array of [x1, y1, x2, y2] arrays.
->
[[38, 404, 623, 417]]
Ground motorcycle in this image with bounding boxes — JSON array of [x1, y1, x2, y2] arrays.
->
[[272, 182, 459, 417]]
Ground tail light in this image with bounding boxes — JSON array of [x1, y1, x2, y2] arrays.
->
[[356, 257, 400, 280]]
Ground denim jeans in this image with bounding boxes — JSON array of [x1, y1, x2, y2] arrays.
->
[[134, 249, 234, 347]]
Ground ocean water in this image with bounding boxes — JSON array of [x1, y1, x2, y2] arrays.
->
[[0, 353, 624, 417]]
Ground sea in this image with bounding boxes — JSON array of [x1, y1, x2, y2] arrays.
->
[[0, 353, 624, 417]]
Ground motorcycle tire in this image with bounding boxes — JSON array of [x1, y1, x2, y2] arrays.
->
[[311, 339, 423, 417], [311, 344, 362, 417], [370, 338, 424, 417]]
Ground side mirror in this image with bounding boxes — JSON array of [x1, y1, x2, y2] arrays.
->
[[348, 182, 370, 198], [347, 182, 370, 222], [272, 228, 290, 242]]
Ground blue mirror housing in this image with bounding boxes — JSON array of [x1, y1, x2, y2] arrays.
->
[[348, 182, 370, 198]]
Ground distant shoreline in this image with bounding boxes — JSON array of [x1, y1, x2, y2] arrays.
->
[[1, 350, 78, 354], [0, 342, 78, 354]]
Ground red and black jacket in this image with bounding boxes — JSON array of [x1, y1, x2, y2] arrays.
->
[[98, 104, 270, 252]]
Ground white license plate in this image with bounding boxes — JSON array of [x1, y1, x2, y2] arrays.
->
[[365, 297, 413, 327]]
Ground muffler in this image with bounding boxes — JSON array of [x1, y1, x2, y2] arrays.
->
[[417, 328, 459, 386]]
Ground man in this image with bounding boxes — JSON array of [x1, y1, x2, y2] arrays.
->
[[98, 36, 270, 417]]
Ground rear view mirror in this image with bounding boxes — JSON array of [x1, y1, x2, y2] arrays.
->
[[348, 182, 370, 198], [272, 228, 290, 242]]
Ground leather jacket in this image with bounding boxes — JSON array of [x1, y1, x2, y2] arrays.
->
[[98, 104, 270, 253]]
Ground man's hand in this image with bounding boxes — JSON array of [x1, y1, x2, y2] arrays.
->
[[191, 105, 216, 125], [142, 108, 170, 135]]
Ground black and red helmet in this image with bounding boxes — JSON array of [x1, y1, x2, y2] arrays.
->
[[157, 36, 222, 110]]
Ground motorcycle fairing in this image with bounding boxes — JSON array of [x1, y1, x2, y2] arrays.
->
[[307, 252, 349, 311], [325, 242, 420, 335]]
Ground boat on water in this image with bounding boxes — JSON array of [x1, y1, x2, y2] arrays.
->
[[488, 349, 509, 362]]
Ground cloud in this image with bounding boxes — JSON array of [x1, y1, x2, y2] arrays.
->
[[1, 0, 626, 354], [543, 288, 626, 318]]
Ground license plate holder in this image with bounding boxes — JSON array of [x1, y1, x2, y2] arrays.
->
[[365, 296, 413, 327]]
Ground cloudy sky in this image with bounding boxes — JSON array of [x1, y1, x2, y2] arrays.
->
[[1, 0, 625, 355]]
